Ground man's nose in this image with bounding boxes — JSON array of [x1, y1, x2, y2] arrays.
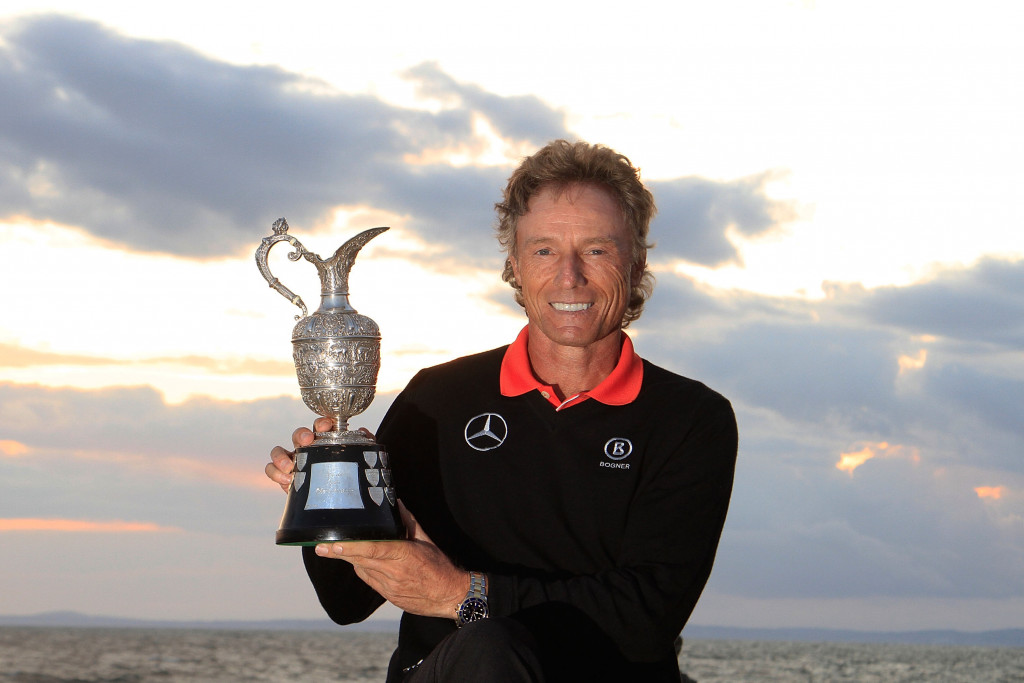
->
[[556, 253, 586, 287]]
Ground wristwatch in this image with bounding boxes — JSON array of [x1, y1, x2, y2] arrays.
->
[[455, 571, 489, 627]]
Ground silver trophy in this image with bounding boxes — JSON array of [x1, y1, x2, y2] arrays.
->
[[256, 218, 404, 545]]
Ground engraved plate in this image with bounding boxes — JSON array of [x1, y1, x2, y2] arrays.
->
[[296, 452, 307, 471], [379, 450, 390, 468], [305, 462, 364, 510], [363, 451, 378, 468], [293, 471, 307, 492], [385, 487, 397, 505], [368, 486, 384, 506], [381, 469, 392, 486], [364, 469, 380, 486]]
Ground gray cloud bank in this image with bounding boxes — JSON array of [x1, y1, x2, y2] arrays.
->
[[3, 255, 1022, 607], [0, 381, 396, 536], [1, 14, 1021, 622], [0, 14, 788, 267], [636, 257, 1024, 601]]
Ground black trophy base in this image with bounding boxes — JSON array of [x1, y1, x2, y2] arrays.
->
[[276, 442, 405, 546]]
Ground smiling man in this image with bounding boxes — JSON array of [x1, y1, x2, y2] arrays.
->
[[267, 140, 738, 682]]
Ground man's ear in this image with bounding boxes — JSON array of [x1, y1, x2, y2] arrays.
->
[[632, 253, 647, 287], [509, 255, 521, 282]]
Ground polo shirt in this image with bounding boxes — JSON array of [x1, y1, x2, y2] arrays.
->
[[499, 326, 644, 410]]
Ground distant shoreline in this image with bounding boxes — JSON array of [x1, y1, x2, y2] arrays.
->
[[1, 611, 1022, 648]]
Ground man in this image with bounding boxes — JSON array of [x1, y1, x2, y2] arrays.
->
[[266, 140, 738, 682]]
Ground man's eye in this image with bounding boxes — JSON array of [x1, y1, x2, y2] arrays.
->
[[536, 248, 552, 255]]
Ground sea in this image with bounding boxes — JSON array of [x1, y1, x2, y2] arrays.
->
[[1, 627, 1023, 682]]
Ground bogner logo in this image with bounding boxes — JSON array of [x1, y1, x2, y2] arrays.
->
[[601, 438, 633, 469], [464, 413, 508, 451]]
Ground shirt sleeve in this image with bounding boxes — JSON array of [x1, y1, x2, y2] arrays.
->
[[301, 545, 386, 624], [299, 375, 431, 626], [486, 393, 738, 662]]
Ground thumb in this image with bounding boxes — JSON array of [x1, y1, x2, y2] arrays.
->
[[398, 500, 434, 545]]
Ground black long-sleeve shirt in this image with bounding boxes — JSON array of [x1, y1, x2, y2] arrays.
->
[[303, 345, 737, 678]]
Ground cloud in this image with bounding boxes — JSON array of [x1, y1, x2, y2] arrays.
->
[[828, 256, 1024, 349], [975, 486, 1005, 500], [0, 381, 399, 535], [0, 343, 117, 367], [1, 15, 793, 270], [2, 14, 1020, 624], [835, 441, 919, 475], [402, 61, 566, 145], [922, 362, 1024, 450], [0, 381, 311, 465], [0, 343, 294, 376], [0, 439, 30, 457], [649, 172, 796, 266], [0, 16, 522, 261], [629, 261, 1024, 604], [712, 446, 1024, 601], [0, 518, 181, 533]]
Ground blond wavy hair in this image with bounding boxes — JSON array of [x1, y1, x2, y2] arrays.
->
[[495, 140, 656, 327]]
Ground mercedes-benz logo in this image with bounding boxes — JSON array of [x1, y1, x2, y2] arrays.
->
[[464, 413, 508, 451]]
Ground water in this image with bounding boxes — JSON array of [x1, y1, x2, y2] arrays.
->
[[0, 628, 396, 682], [1, 627, 1022, 682], [677, 639, 1024, 682]]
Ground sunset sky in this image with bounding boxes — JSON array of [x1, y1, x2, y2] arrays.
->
[[2, 2, 1022, 632]]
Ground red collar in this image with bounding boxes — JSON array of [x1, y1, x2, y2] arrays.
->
[[500, 326, 644, 410]]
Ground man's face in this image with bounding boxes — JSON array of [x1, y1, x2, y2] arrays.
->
[[510, 183, 640, 351]]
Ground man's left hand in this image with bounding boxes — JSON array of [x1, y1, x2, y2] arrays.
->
[[314, 502, 468, 620]]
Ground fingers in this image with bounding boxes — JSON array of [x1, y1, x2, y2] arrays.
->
[[292, 418, 336, 448], [270, 445, 295, 473], [270, 420, 337, 494], [313, 416, 335, 434], [291, 426, 315, 449], [316, 540, 404, 562], [314, 542, 344, 560], [265, 461, 292, 491], [398, 501, 433, 545], [266, 445, 295, 491]]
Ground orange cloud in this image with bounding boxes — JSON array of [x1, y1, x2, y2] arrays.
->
[[0, 343, 115, 368], [975, 486, 1005, 500], [147, 355, 293, 376], [836, 441, 920, 475], [0, 342, 292, 376], [51, 449, 271, 490], [836, 446, 876, 474], [898, 349, 928, 374], [0, 518, 182, 533], [0, 439, 31, 457]]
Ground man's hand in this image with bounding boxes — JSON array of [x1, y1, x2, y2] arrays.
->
[[265, 418, 374, 492], [314, 502, 468, 620]]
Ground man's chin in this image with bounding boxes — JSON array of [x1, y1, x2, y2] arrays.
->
[[530, 323, 619, 351]]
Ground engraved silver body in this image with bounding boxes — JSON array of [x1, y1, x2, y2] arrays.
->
[[255, 218, 388, 446]]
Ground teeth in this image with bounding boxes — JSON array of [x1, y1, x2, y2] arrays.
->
[[551, 302, 592, 312]]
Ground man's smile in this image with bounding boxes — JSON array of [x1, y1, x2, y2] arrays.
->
[[551, 302, 593, 312]]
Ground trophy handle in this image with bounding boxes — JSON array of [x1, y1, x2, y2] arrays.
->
[[255, 218, 311, 320]]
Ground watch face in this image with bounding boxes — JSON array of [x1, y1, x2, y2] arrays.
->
[[458, 597, 488, 624]]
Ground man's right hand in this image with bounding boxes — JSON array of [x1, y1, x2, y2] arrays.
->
[[264, 416, 335, 493]]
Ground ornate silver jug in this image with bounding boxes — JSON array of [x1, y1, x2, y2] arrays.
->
[[256, 218, 404, 545]]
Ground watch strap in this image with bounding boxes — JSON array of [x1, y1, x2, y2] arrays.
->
[[455, 571, 489, 626]]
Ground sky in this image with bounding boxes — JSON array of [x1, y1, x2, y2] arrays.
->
[[1, 1, 1023, 633]]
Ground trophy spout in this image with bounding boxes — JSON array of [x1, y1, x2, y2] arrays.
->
[[316, 227, 390, 300]]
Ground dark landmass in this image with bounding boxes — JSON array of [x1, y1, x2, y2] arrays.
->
[[681, 625, 1024, 648], [1, 612, 1021, 647], [0, 611, 390, 633]]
